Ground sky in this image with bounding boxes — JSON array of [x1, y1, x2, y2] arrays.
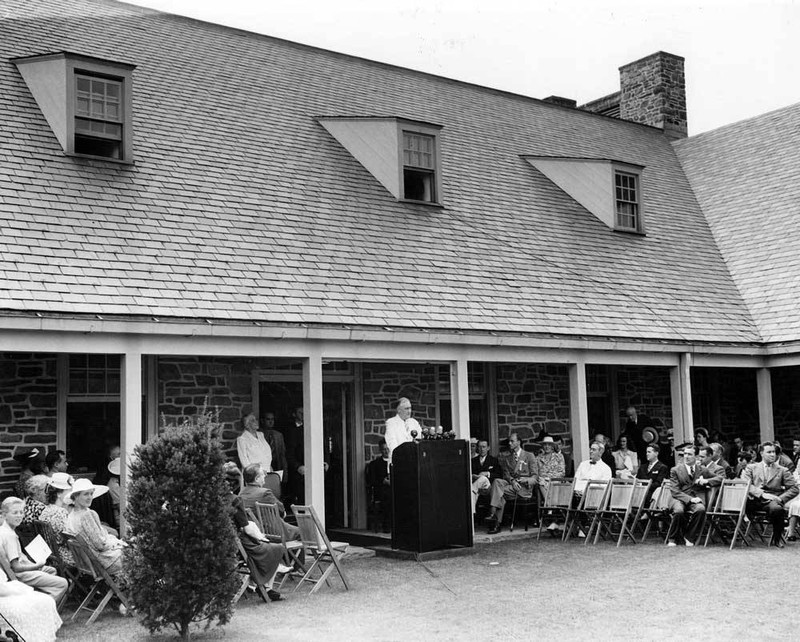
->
[[126, 0, 800, 136]]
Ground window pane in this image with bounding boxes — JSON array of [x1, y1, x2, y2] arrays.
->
[[402, 132, 435, 169], [106, 83, 120, 99], [77, 77, 90, 92]]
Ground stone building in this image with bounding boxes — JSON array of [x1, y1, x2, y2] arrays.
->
[[1, 0, 798, 530]]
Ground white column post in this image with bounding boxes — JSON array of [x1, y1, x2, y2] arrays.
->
[[679, 353, 694, 445], [569, 359, 590, 465], [757, 367, 775, 442], [302, 353, 326, 526], [120, 352, 142, 537], [669, 364, 684, 452], [451, 358, 471, 441]]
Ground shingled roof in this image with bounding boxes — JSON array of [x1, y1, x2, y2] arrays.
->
[[0, 0, 760, 344], [674, 103, 800, 345]]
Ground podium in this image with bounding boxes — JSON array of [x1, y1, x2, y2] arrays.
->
[[391, 440, 473, 553]]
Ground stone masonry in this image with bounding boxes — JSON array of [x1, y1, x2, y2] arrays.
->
[[616, 365, 673, 436], [0, 353, 58, 490]]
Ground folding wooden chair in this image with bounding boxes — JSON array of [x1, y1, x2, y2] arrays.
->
[[587, 478, 651, 546], [640, 480, 674, 543], [563, 479, 610, 542], [67, 537, 133, 624], [33, 520, 86, 602], [233, 536, 271, 603], [619, 479, 652, 545], [291, 505, 350, 595], [255, 502, 306, 586], [508, 490, 538, 532], [537, 478, 574, 541], [701, 479, 750, 549], [263, 472, 283, 500]]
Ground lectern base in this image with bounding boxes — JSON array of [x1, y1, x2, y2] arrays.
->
[[374, 545, 473, 562]]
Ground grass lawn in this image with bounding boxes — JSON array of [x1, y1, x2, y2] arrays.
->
[[55, 536, 790, 641]]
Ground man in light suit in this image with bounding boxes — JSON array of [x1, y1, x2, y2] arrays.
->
[[743, 442, 798, 548], [668, 444, 723, 546], [384, 397, 422, 460], [486, 432, 538, 534]]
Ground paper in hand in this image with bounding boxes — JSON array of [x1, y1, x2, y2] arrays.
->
[[24, 534, 52, 566]]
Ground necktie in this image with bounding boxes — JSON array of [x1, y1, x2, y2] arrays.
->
[[689, 467, 694, 477], [589, 461, 596, 465]]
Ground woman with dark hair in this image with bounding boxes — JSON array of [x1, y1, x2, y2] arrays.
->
[[13, 448, 46, 499], [613, 435, 638, 477], [38, 473, 76, 567], [223, 462, 288, 602]]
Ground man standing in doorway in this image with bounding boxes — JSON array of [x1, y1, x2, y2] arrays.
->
[[625, 405, 653, 463], [384, 397, 422, 460], [262, 411, 287, 482]]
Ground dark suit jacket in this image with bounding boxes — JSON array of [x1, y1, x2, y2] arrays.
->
[[708, 456, 734, 480], [636, 459, 669, 488], [264, 429, 287, 474], [625, 414, 654, 459], [366, 456, 390, 491], [471, 454, 500, 481], [239, 484, 285, 515], [601, 448, 616, 475], [669, 463, 723, 505], [743, 462, 799, 504]]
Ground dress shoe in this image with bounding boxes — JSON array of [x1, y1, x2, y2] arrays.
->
[[770, 539, 785, 549], [667, 540, 677, 547], [267, 589, 285, 602], [546, 522, 558, 531], [684, 541, 694, 547], [488, 524, 502, 535]]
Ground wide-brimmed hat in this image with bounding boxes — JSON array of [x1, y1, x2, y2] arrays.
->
[[108, 457, 121, 476], [642, 426, 660, 445], [538, 436, 556, 445], [48, 472, 73, 491], [69, 477, 108, 499], [13, 447, 45, 464]]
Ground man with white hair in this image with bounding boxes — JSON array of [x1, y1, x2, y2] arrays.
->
[[384, 397, 422, 459]]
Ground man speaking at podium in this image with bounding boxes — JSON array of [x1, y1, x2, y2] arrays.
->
[[385, 397, 422, 460]]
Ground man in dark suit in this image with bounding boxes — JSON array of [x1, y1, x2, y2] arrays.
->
[[635, 443, 669, 506], [791, 437, 800, 471], [239, 463, 301, 541], [625, 405, 654, 463], [366, 439, 391, 531], [471, 439, 499, 514], [593, 433, 616, 474], [704, 443, 734, 479], [487, 432, 538, 534], [668, 444, 723, 546], [743, 442, 798, 548], [261, 411, 287, 481], [283, 406, 329, 506]]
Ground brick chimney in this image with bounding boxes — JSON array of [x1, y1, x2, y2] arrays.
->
[[619, 52, 687, 140], [579, 51, 687, 140]]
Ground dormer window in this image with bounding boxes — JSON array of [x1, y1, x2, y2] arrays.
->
[[402, 131, 436, 202], [13, 52, 135, 163], [75, 74, 124, 159], [615, 170, 640, 231], [317, 117, 443, 206]]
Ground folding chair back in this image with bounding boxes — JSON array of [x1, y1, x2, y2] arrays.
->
[[718, 480, 749, 513], [607, 479, 635, 511], [639, 479, 675, 543], [588, 479, 636, 545], [67, 537, 115, 624], [630, 479, 651, 511], [263, 473, 282, 500], [291, 505, 350, 595], [255, 502, 285, 541], [701, 479, 750, 549], [547, 479, 575, 509], [583, 480, 610, 511]]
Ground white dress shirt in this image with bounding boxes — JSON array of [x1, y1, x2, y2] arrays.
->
[[236, 430, 273, 472], [574, 459, 612, 493], [385, 414, 421, 460]]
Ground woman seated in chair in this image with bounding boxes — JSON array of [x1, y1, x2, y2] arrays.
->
[[0, 559, 62, 642], [223, 462, 289, 603], [21, 474, 49, 527], [613, 436, 638, 477], [38, 472, 77, 567], [66, 478, 124, 577]]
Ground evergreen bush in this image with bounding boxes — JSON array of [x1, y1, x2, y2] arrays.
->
[[124, 409, 239, 639]]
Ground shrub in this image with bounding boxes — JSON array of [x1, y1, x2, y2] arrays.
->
[[124, 409, 239, 639]]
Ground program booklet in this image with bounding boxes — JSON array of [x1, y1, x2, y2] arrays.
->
[[24, 534, 52, 566]]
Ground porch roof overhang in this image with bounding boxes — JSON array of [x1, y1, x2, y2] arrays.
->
[[1, 310, 798, 367]]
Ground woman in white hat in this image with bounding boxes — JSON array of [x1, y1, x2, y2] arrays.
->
[[38, 473, 77, 567], [66, 479, 125, 576]]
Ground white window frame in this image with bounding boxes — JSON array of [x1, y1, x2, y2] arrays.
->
[[613, 165, 645, 234], [396, 120, 443, 205]]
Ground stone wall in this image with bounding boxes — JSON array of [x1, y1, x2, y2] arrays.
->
[[619, 51, 687, 140], [771, 366, 799, 445], [0, 353, 58, 490], [362, 363, 438, 462], [495, 364, 570, 445]]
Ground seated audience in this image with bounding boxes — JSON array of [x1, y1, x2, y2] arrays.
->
[[570, 441, 613, 537], [593, 433, 617, 473], [706, 443, 734, 479], [45, 449, 68, 476], [658, 428, 675, 467], [784, 464, 800, 541], [774, 442, 794, 470], [107, 457, 122, 527], [486, 432, 538, 534], [13, 447, 46, 499], [367, 440, 392, 531], [613, 435, 638, 477], [743, 442, 798, 548], [66, 478, 124, 576], [93, 445, 120, 486], [694, 427, 710, 450], [667, 444, 722, 547], [0, 498, 68, 603], [224, 463, 288, 602], [725, 436, 744, 467], [792, 436, 800, 471], [38, 473, 76, 567], [536, 435, 565, 501], [635, 443, 669, 506], [0, 562, 62, 642], [21, 475, 49, 527], [735, 450, 754, 477], [240, 464, 301, 541], [471, 439, 499, 514]]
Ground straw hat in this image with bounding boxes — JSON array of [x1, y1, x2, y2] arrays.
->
[[69, 477, 108, 499], [107, 457, 121, 476], [642, 426, 660, 445], [538, 436, 556, 445], [48, 472, 73, 491]]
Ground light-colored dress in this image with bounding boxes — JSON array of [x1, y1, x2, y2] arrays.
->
[[613, 449, 638, 475], [66, 508, 124, 576], [785, 468, 800, 517], [39, 504, 76, 567], [0, 574, 62, 642]]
